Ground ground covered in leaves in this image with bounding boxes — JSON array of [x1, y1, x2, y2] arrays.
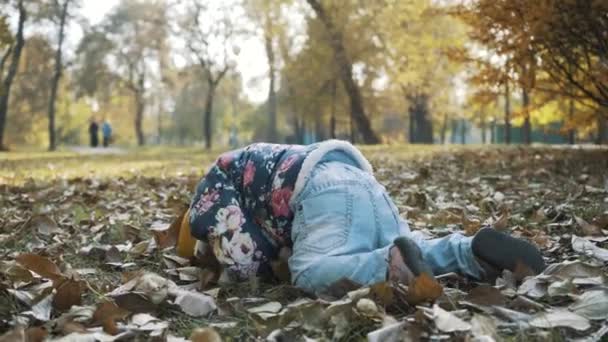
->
[[1, 145, 607, 341]]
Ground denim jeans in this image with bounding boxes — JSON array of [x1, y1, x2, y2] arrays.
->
[[288, 159, 483, 292]]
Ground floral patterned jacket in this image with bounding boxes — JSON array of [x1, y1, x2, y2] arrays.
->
[[188, 140, 372, 281]]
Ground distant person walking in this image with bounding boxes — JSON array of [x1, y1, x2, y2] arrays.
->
[[89, 118, 99, 148], [102, 119, 113, 148]]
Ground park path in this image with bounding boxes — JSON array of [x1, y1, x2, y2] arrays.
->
[[70, 146, 127, 155]]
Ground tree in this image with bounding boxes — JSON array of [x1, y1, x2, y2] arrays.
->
[[45, 0, 78, 151], [76, 0, 168, 146], [305, 0, 380, 144], [245, 0, 287, 142], [0, 0, 26, 150], [177, 0, 239, 149]]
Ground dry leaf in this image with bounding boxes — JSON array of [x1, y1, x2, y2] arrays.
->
[[572, 235, 608, 261], [53, 278, 84, 311], [190, 327, 222, 342], [153, 208, 187, 250], [569, 289, 608, 320], [370, 282, 394, 306], [15, 253, 62, 281], [25, 327, 47, 342], [173, 290, 217, 317], [465, 285, 506, 306], [92, 301, 130, 335], [574, 216, 603, 236], [405, 273, 443, 305], [430, 304, 471, 332], [29, 215, 60, 236], [492, 213, 509, 231], [530, 309, 590, 331]]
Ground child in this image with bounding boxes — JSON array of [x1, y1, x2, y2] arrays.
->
[[183, 140, 545, 292]]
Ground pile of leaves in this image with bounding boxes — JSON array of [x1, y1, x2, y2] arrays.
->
[[0, 146, 607, 341]]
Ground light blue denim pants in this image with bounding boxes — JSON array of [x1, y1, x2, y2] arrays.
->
[[288, 156, 483, 292]]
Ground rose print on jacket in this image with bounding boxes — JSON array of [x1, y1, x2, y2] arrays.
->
[[193, 190, 220, 214], [243, 160, 256, 187], [212, 205, 245, 235], [271, 187, 293, 217]]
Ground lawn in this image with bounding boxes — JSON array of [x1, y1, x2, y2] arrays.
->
[[1, 145, 607, 341]]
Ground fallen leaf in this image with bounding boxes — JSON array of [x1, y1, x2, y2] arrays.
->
[[24, 327, 47, 342], [112, 292, 158, 313], [547, 278, 575, 297], [92, 301, 130, 335], [0, 328, 25, 342], [356, 298, 379, 316], [530, 310, 590, 331], [543, 260, 604, 278], [173, 290, 217, 317], [465, 285, 506, 306], [572, 235, 608, 261], [247, 301, 282, 315], [15, 253, 62, 281], [569, 289, 608, 320], [29, 215, 60, 236], [470, 314, 498, 341], [430, 304, 471, 332], [153, 208, 186, 250], [405, 273, 443, 305], [370, 282, 394, 306], [574, 216, 603, 236], [190, 327, 222, 342], [24, 293, 54, 321], [53, 278, 84, 311], [367, 322, 405, 342]]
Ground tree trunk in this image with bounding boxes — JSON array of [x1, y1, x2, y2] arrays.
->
[[0, 0, 26, 151], [490, 118, 496, 144], [306, 0, 380, 144], [408, 106, 416, 143], [157, 96, 162, 145], [597, 112, 606, 145], [135, 95, 145, 146], [440, 112, 448, 144], [47, 0, 69, 151], [460, 120, 466, 144], [522, 87, 531, 145], [480, 113, 487, 144], [410, 94, 433, 144], [265, 32, 277, 142], [134, 72, 145, 146], [203, 82, 215, 149], [568, 97, 575, 144], [504, 80, 511, 144]]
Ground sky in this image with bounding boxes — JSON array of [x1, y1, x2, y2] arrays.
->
[[78, 0, 271, 103]]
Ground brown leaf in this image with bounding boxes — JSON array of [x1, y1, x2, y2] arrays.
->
[[112, 292, 158, 313], [492, 213, 509, 231], [465, 285, 506, 306], [92, 301, 130, 335], [370, 282, 394, 306], [574, 215, 603, 236], [154, 208, 187, 251], [0, 328, 25, 342], [28, 215, 59, 236], [463, 215, 483, 236], [25, 327, 47, 342], [190, 327, 222, 342], [15, 253, 62, 281], [406, 273, 443, 305], [52, 278, 83, 312], [513, 260, 536, 282]]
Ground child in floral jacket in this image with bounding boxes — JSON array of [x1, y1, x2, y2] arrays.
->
[[187, 140, 546, 292]]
